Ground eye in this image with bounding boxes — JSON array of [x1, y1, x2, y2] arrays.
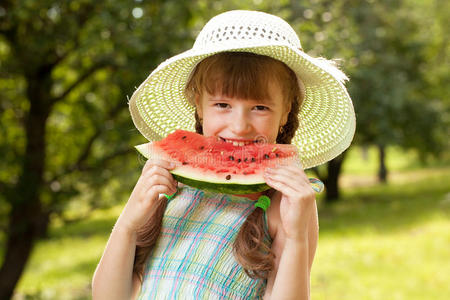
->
[[253, 105, 269, 111], [215, 103, 230, 109]]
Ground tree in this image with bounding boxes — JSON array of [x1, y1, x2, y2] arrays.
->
[[288, 0, 448, 201], [347, 0, 447, 182], [0, 0, 200, 298]]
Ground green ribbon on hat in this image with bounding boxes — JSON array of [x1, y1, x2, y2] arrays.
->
[[254, 195, 271, 211]]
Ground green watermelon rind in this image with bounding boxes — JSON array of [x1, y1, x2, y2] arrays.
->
[[172, 173, 269, 195]]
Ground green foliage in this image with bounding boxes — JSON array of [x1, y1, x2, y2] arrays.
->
[[343, 0, 448, 156], [0, 0, 212, 220]]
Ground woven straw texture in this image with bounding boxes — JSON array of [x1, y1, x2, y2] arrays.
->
[[129, 10, 356, 169]]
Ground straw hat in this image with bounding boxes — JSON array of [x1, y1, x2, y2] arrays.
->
[[129, 10, 355, 169]]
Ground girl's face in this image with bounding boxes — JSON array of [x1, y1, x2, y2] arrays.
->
[[196, 81, 290, 144]]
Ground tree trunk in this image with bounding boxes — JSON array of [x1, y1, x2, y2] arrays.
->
[[324, 152, 347, 203], [377, 144, 388, 183], [0, 73, 52, 299], [0, 204, 49, 299]]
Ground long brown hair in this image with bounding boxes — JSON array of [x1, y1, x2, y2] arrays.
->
[[133, 52, 302, 280]]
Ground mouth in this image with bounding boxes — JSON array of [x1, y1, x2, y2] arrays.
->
[[218, 137, 258, 146]]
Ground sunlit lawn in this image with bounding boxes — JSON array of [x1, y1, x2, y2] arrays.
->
[[313, 170, 450, 300], [11, 146, 450, 299]]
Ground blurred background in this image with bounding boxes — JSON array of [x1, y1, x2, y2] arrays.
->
[[0, 0, 448, 299]]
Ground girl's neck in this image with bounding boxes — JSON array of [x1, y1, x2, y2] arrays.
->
[[232, 192, 263, 201], [233, 188, 274, 201]]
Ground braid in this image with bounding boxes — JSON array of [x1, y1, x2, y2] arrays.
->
[[194, 110, 203, 134], [277, 94, 301, 144]]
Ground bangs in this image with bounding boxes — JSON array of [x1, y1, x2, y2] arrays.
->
[[202, 53, 272, 102], [187, 52, 295, 103]]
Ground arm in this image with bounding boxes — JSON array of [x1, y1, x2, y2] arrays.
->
[[92, 159, 177, 300], [92, 220, 139, 300], [265, 202, 318, 299], [263, 166, 319, 299]]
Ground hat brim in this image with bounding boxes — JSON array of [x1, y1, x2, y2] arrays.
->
[[129, 43, 355, 169]]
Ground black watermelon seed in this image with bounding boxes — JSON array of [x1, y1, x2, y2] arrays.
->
[[237, 159, 241, 163], [182, 161, 188, 165], [251, 157, 256, 162], [275, 153, 279, 157], [264, 154, 270, 159], [229, 156, 234, 161], [199, 146, 205, 150], [182, 136, 187, 139], [244, 158, 248, 162], [226, 174, 231, 180]]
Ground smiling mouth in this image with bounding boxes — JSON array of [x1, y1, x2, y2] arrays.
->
[[218, 137, 259, 146]]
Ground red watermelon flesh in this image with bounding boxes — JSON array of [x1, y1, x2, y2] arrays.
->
[[135, 130, 299, 194]]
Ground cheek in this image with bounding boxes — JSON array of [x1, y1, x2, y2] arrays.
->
[[200, 111, 221, 135], [256, 120, 280, 142]]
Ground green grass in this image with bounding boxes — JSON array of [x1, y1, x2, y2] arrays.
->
[[12, 206, 123, 300], [313, 170, 450, 300], [10, 146, 450, 299]]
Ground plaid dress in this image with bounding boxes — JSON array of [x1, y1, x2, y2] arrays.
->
[[137, 185, 271, 299]]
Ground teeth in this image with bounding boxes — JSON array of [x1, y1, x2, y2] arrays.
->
[[220, 138, 253, 146]]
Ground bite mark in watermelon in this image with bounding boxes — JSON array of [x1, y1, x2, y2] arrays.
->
[[135, 130, 299, 195]]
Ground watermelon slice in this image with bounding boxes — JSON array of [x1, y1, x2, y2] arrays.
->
[[135, 130, 299, 195]]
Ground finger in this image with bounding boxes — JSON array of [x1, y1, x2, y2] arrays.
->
[[266, 175, 316, 204], [143, 184, 176, 207], [143, 158, 175, 173], [269, 165, 313, 188], [264, 176, 299, 198], [266, 165, 306, 181], [143, 165, 177, 183], [146, 173, 177, 191], [265, 175, 301, 195], [265, 169, 307, 190], [265, 170, 315, 196], [276, 158, 304, 170]]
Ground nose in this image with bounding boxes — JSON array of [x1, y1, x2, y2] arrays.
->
[[230, 111, 251, 135]]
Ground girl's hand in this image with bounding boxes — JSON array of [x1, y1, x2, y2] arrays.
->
[[116, 159, 177, 233], [264, 164, 316, 242]]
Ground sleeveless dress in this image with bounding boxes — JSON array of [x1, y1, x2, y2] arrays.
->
[[137, 186, 272, 300]]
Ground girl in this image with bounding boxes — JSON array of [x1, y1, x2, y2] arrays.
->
[[92, 10, 355, 300]]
